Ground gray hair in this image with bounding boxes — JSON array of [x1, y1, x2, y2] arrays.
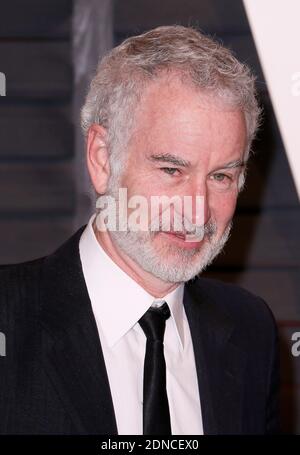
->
[[81, 25, 262, 190]]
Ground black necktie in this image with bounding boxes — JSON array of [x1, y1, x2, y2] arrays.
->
[[138, 301, 172, 435]]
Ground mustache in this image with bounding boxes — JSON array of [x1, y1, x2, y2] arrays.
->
[[150, 217, 217, 238], [149, 203, 217, 238]]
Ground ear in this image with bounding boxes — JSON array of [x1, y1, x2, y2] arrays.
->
[[86, 124, 110, 194]]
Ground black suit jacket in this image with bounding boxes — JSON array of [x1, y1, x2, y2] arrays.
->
[[0, 226, 280, 434]]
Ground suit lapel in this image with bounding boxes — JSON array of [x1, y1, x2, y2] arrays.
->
[[40, 227, 118, 435], [183, 280, 246, 435]]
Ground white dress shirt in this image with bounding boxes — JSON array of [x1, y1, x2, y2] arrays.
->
[[79, 214, 203, 435]]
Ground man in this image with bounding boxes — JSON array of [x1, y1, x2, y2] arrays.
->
[[0, 25, 279, 435]]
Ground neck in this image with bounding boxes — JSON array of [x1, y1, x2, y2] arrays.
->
[[92, 221, 179, 298]]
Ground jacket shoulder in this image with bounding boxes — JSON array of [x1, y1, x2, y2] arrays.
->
[[0, 226, 86, 319], [0, 257, 45, 321], [188, 275, 277, 335]]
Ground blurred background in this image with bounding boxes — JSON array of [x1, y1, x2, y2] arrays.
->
[[0, 0, 299, 434]]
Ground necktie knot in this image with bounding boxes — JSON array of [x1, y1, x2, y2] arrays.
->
[[138, 302, 171, 342]]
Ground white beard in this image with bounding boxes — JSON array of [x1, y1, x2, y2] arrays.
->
[[109, 219, 232, 283], [96, 183, 233, 283]]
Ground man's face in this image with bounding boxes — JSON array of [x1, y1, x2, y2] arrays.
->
[[105, 76, 247, 283]]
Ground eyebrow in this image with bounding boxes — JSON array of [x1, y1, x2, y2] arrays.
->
[[148, 154, 245, 170], [148, 153, 191, 167], [218, 159, 246, 170]]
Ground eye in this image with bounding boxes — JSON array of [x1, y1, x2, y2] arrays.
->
[[160, 167, 181, 176], [210, 172, 234, 188], [213, 173, 231, 182]]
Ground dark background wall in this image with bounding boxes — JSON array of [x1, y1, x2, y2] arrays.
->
[[0, 0, 299, 434], [0, 0, 74, 263]]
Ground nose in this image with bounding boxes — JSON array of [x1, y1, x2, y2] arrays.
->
[[188, 180, 211, 227]]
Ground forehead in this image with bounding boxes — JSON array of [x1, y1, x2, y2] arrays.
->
[[130, 75, 247, 160]]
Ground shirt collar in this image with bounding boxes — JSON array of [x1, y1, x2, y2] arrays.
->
[[79, 214, 185, 350]]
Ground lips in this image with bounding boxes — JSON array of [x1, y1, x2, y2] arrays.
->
[[163, 231, 202, 242], [164, 231, 185, 238], [185, 233, 203, 242]]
